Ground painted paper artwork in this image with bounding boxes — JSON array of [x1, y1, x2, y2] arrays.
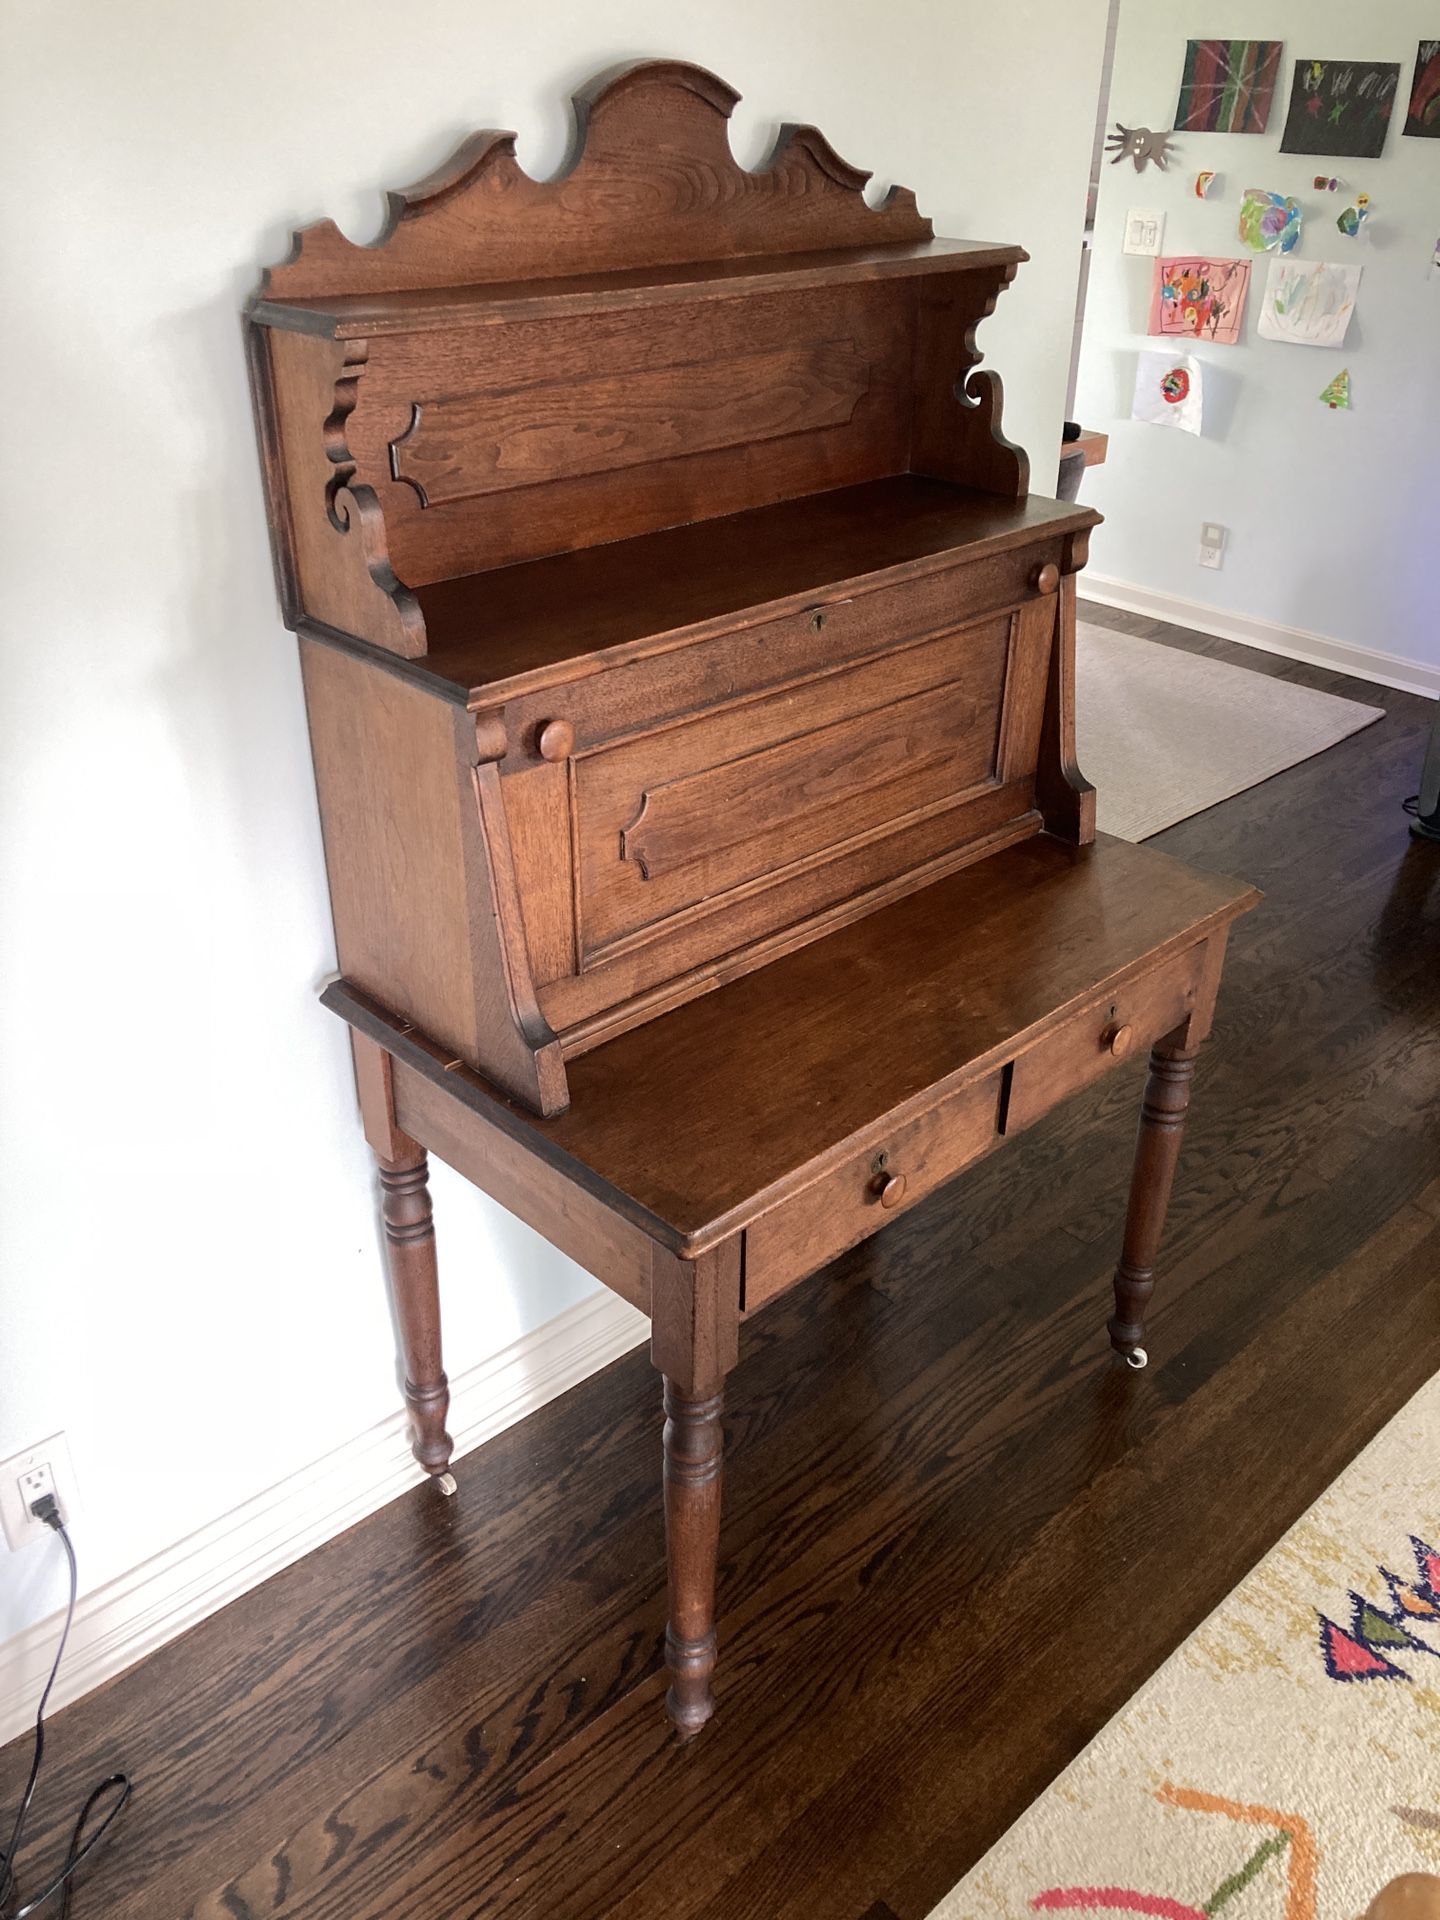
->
[[1239, 187, 1302, 254], [1193, 170, 1219, 198], [1336, 193, 1371, 239], [1319, 369, 1352, 409], [1175, 39, 1284, 134], [1132, 351, 1203, 435], [1105, 124, 1176, 172], [1256, 258, 1361, 348], [1148, 256, 1250, 345], [1279, 59, 1400, 159], [1404, 41, 1440, 135]]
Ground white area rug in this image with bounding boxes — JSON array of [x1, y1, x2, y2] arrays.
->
[[1076, 625, 1384, 841], [928, 1371, 1440, 1920]]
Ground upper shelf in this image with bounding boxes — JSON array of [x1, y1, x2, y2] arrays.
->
[[251, 237, 1027, 337], [395, 477, 1099, 705]]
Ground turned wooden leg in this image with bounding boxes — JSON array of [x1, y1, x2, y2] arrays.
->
[[377, 1148, 456, 1491], [651, 1241, 740, 1735], [1109, 1041, 1198, 1369], [662, 1379, 725, 1736]]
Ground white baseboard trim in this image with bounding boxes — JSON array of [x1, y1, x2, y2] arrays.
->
[[1081, 575, 1440, 701], [0, 1288, 649, 1746]]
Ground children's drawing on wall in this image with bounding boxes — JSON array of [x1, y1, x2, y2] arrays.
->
[[1240, 187, 1302, 254], [1279, 59, 1400, 159], [1194, 171, 1220, 199], [1404, 41, 1440, 136], [1123, 209, 1165, 256], [1336, 193, 1371, 239], [1256, 258, 1361, 348], [1132, 351, 1204, 435], [1174, 39, 1284, 134], [1319, 369, 1352, 410], [1149, 257, 1251, 344], [1106, 124, 1177, 172]]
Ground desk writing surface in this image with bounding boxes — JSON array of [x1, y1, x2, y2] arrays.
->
[[473, 833, 1258, 1236]]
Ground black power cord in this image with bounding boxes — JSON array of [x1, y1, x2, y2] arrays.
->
[[0, 1496, 131, 1918]]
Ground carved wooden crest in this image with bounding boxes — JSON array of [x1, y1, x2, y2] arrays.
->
[[258, 60, 933, 299]]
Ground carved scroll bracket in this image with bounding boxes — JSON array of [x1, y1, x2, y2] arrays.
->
[[323, 345, 366, 530], [951, 262, 1029, 498], [311, 340, 427, 657], [910, 261, 1030, 501]]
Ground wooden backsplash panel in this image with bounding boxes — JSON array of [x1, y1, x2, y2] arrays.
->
[[343, 282, 916, 582], [389, 338, 872, 507]]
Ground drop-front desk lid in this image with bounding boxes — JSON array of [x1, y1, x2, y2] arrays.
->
[[326, 832, 1260, 1253], [383, 476, 1099, 706]]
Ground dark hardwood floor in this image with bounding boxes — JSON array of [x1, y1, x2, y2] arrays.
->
[[5, 602, 1438, 1920]]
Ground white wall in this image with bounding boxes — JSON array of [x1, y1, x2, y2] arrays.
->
[[0, 0, 1107, 1654], [1076, 0, 1440, 677]]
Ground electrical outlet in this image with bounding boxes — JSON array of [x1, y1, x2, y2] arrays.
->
[[0, 1433, 80, 1550], [1199, 522, 1227, 570]]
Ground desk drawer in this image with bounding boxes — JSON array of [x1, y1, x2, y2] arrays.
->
[[744, 1073, 1003, 1310], [1005, 943, 1205, 1134]]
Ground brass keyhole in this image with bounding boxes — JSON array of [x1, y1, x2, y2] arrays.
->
[[810, 609, 827, 633]]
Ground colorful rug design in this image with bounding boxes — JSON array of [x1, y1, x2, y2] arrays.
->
[[927, 1376, 1440, 1920]]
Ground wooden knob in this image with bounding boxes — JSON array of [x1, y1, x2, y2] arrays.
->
[[1101, 1022, 1134, 1058], [537, 718, 575, 762], [870, 1170, 907, 1209], [1033, 563, 1061, 596]]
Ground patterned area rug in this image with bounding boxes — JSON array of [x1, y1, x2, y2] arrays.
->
[[1076, 624, 1384, 842], [928, 1374, 1440, 1920]]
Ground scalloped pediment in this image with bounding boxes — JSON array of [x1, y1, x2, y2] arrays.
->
[[259, 60, 933, 301]]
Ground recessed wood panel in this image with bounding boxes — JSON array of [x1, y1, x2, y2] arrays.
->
[[389, 339, 871, 507], [344, 283, 914, 583], [573, 618, 1011, 964]]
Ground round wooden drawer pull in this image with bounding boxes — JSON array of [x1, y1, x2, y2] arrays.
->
[[537, 718, 575, 762], [870, 1170, 908, 1209], [1101, 1022, 1134, 1057], [1033, 562, 1061, 596]]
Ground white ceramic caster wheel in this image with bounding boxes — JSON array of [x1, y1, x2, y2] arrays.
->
[[1125, 1346, 1148, 1371], [436, 1471, 458, 1496]]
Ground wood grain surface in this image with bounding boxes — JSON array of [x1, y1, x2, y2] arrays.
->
[[6, 612, 1435, 1920]]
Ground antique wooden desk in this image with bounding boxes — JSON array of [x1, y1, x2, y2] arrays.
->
[[246, 61, 1259, 1735]]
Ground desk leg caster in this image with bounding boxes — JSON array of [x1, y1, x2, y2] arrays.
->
[[662, 1380, 724, 1737], [1108, 1042, 1197, 1368], [377, 1148, 455, 1486]]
